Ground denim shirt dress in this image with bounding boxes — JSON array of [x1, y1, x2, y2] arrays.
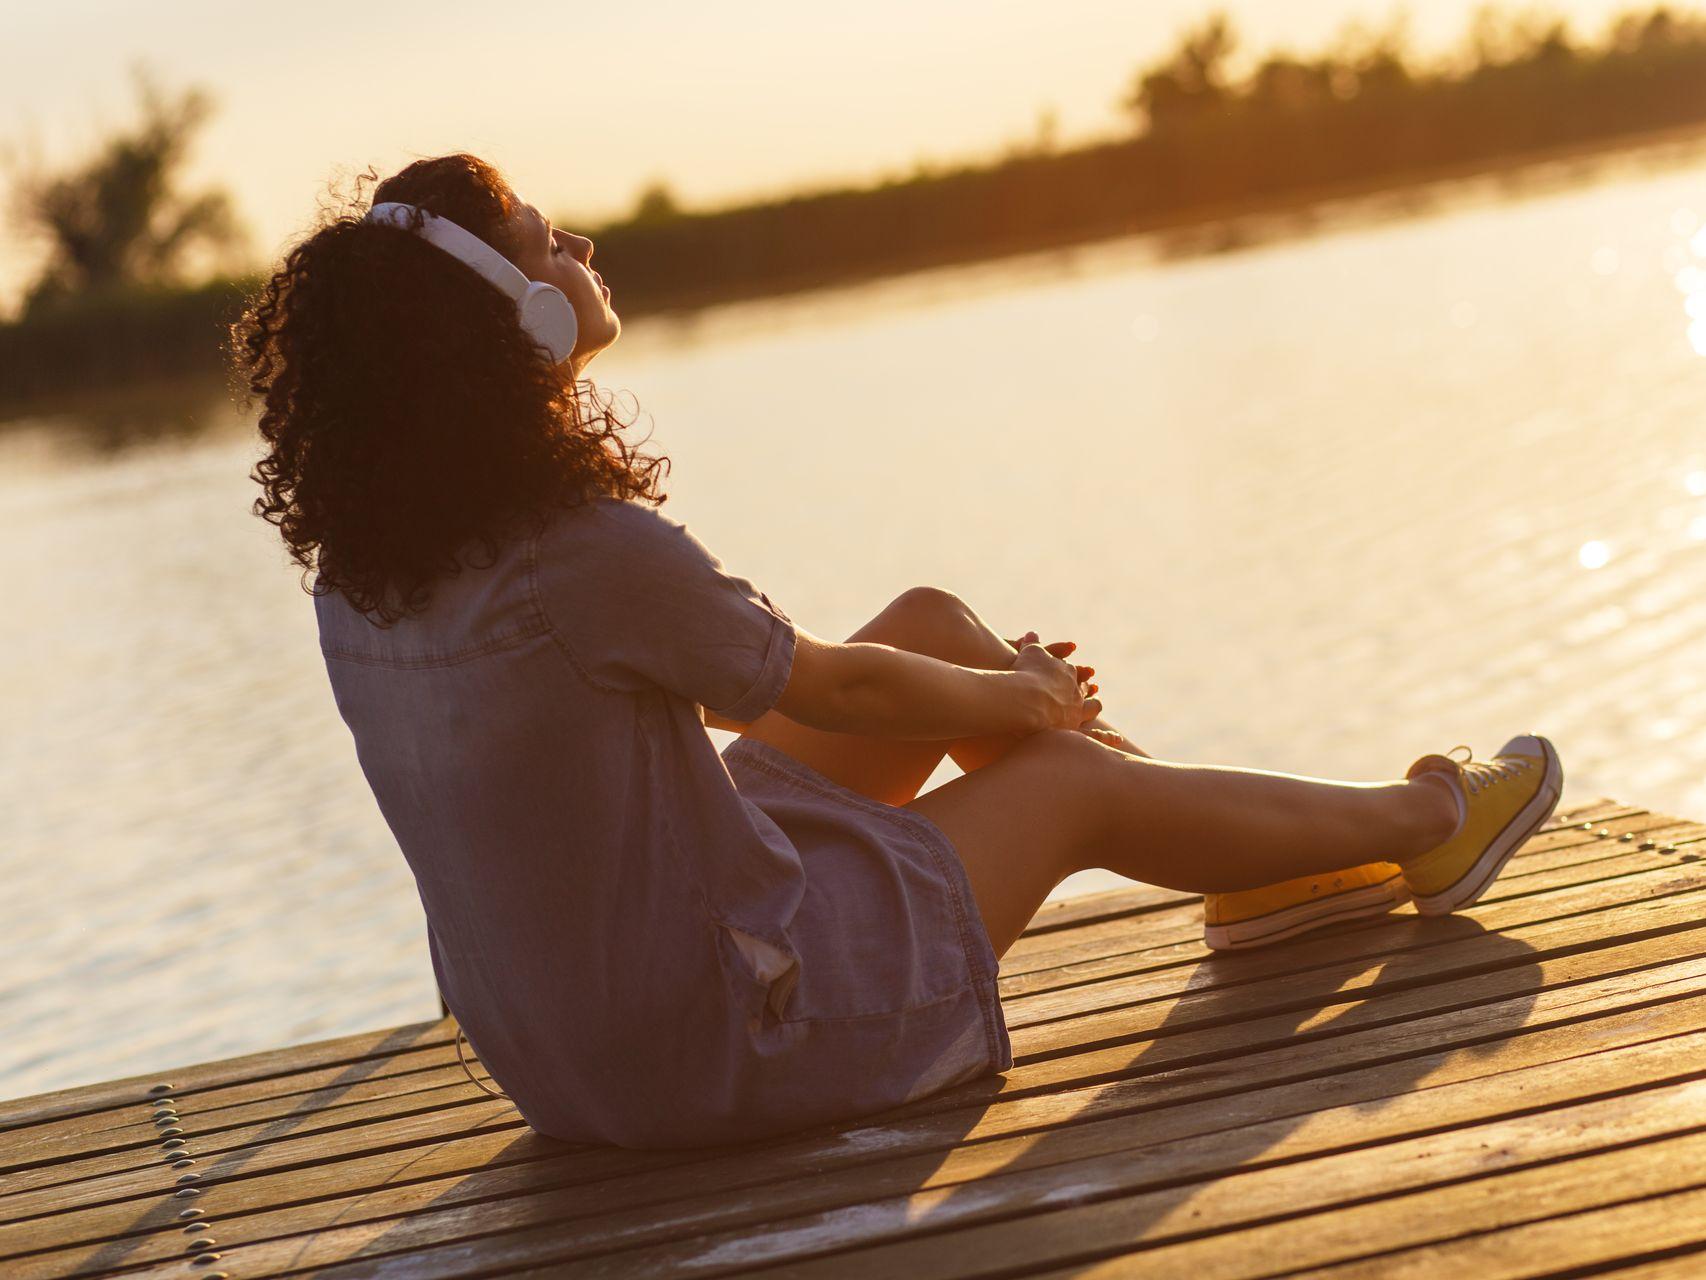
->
[[314, 494, 1012, 1149]]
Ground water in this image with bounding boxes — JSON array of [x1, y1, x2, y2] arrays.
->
[[7, 156, 1706, 1103]]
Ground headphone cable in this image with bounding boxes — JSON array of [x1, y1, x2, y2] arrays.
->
[[455, 1024, 511, 1100]]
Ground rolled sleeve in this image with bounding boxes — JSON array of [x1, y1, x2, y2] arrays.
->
[[715, 605, 795, 723]]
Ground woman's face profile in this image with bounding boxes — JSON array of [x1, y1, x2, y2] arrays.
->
[[502, 195, 620, 370]]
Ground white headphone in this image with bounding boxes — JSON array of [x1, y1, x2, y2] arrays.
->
[[364, 201, 579, 365]]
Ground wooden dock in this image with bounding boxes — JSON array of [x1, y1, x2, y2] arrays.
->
[[4, 794, 1705, 1278]]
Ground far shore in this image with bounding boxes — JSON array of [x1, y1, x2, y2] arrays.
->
[[609, 118, 1706, 318], [6, 118, 1706, 423]]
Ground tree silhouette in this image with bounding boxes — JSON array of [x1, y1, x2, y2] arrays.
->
[[629, 179, 681, 224], [1123, 12, 1239, 132], [8, 64, 246, 317], [1328, 14, 1414, 97]]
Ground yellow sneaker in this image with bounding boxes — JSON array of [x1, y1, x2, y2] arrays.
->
[[1401, 734, 1564, 916], [1203, 862, 1411, 951]]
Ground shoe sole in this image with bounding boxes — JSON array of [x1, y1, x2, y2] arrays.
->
[[1204, 877, 1412, 951], [1411, 736, 1565, 917]]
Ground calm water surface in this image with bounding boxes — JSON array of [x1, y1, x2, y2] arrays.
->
[[8, 160, 1706, 1101]]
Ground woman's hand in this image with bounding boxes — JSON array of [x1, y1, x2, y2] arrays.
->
[[1003, 630, 1150, 755], [1003, 631, 1096, 694], [1011, 632, 1102, 732]]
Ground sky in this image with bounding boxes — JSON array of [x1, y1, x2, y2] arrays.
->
[[0, 0, 1668, 315]]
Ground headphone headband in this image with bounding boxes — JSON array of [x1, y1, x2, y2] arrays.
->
[[363, 201, 578, 365]]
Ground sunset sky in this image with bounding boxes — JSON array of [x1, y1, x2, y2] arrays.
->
[[0, 0, 1668, 314]]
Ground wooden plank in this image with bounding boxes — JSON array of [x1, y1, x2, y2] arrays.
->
[[0, 1062, 504, 1185], [1001, 854, 1706, 1001], [16, 969, 1706, 1276], [1284, 1186, 1706, 1279], [37, 1017, 1706, 1279], [0, 1021, 456, 1133], [1001, 880, 1706, 1033], [0, 1044, 480, 1160], [1020, 883, 1195, 936], [0, 1097, 521, 1223], [1017, 1132, 1706, 1278], [1003, 887, 1706, 1069], [230, 1074, 1706, 1279], [0, 1082, 500, 1194], [13, 967, 1703, 1265], [1571, 1255, 1706, 1279], [1477, 830, 1706, 899]]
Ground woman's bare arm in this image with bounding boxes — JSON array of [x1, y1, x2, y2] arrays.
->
[[750, 628, 1089, 740]]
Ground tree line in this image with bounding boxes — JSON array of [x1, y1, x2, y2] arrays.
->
[[6, 6, 1706, 408]]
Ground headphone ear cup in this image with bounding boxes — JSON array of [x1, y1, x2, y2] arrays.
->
[[518, 282, 578, 364]]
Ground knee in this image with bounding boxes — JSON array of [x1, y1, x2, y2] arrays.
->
[[1004, 728, 1128, 810], [1014, 727, 1119, 768], [887, 585, 971, 629], [869, 586, 983, 658]]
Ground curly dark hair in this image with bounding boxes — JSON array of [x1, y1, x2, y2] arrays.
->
[[227, 152, 670, 626]]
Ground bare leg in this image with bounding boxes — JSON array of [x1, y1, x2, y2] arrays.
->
[[734, 587, 1136, 806], [907, 730, 1460, 957], [732, 586, 1458, 959]]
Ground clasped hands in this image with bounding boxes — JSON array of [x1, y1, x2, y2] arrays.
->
[[1001, 630, 1150, 758]]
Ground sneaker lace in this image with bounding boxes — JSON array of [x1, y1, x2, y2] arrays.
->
[[1445, 744, 1534, 795]]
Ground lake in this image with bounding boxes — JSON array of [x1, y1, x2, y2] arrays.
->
[[6, 154, 1706, 1101]]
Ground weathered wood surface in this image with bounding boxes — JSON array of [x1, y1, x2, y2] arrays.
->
[[4, 794, 1704, 1278]]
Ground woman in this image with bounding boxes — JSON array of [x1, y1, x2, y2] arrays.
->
[[230, 152, 1563, 1150]]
